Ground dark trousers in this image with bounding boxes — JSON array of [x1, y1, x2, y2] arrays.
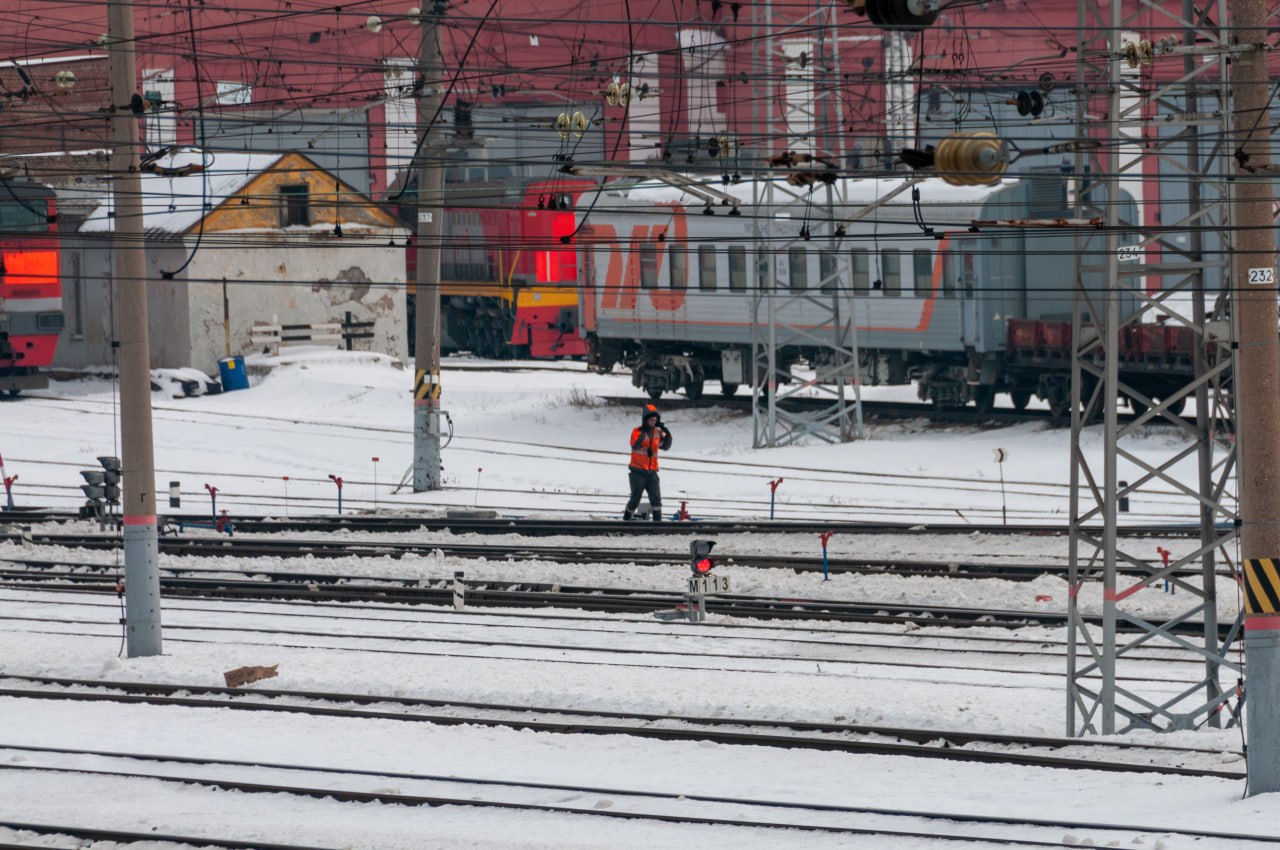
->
[[624, 468, 662, 520]]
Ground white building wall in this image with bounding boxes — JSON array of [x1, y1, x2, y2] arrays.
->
[[185, 231, 408, 373]]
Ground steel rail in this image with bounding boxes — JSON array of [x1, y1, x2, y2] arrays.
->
[[4, 674, 1240, 764]]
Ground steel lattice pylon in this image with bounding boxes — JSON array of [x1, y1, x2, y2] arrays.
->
[[1066, 0, 1242, 735], [749, 0, 864, 448]]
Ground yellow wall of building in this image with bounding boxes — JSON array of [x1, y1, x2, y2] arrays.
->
[[196, 152, 400, 233]]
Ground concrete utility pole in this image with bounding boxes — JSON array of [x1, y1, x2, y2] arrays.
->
[[412, 1, 445, 491], [1233, 0, 1280, 796], [106, 0, 162, 656]]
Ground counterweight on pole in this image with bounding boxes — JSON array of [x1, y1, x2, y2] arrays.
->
[[106, 0, 163, 656], [412, 1, 445, 492]]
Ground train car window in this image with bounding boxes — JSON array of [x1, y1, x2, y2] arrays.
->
[[851, 248, 870, 295], [279, 184, 310, 226], [729, 246, 747, 291], [669, 243, 688, 290], [819, 251, 838, 294], [913, 249, 932, 296], [698, 245, 717, 291], [788, 247, 808, 292], [640, 243, 658, 289], [881, 249, 901, 296]]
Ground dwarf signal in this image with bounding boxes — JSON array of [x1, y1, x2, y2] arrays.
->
[[691, 539, 716, 575]]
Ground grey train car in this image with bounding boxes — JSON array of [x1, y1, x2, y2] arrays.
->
[[576, 175, 1169, 415]]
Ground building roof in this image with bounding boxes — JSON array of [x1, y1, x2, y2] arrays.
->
[[80, 149, 287, 234]]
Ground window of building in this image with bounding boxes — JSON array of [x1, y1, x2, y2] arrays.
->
[[728, 245, 747, 291], [279, 184, 310, 227], [851, 248, 869, 294], [881, 249, 901, 296], [640, 243, 658, 289], [669, 243, 687, 289], [788, 247, 808, 292], [698, 245, 717, 291], [913, 249, 933, 296]]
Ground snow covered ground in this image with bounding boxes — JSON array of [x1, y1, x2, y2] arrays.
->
[[0, 350, 1271, 848]]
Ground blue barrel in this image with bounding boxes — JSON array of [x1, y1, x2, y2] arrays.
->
[[218, 356, 250, 391]]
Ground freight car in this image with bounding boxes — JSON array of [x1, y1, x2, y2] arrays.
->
[[403, 178, 592, 359], [576, 174, 1190, 416], [0, 179, 62, 395]]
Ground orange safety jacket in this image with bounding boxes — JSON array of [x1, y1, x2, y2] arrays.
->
[[629, 426, 670, 471]]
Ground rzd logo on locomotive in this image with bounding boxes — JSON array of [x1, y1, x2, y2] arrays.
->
[[597, 205, 687, 313]]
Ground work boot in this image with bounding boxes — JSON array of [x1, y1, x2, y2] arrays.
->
[[623, 511, 634, 521], [651, 506, 662, 522]]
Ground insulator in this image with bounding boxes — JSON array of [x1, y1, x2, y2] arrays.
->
[[1039, 72, 1056, 93], [860, 0, 937, 31], [1139, 39, 1154, 65], [605, 82, 620, 106], [571, 111, 588, 138], [1122, 42, 1140, 68], [934, 132, 1008, 187], [554, 112, 570, 139]]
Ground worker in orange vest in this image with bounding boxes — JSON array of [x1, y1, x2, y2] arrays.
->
[[623, 404, 673, 521]]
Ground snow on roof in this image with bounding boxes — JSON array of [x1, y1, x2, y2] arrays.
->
[[596, 174, 1012, 210], [79, 149, 286, 234]]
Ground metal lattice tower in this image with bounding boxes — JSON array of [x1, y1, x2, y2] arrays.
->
[[749, 0, 864, 447], [1066, 0, 1241, 735]]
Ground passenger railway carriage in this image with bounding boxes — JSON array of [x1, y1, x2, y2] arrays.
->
[[576, 174, 1193, 415]]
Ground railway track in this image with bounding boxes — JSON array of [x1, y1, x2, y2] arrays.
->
[[3, 678, 1269, 848], [2, 533, 1228, 586], [0, 676, 1243, 776], [0, 509, 1216, 538], [2, 568, 1070, 627], [2, 567, 1239, 639], [1, 533, 1084, 580], [13, 758, 1269, 848]]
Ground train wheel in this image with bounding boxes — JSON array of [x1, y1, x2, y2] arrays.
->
[[972, 386, 995, 414], [684, 379, 704, 400], [647, 388, 663, 400], [1048, 397, 1070, 418], [1158, 396, 1186, 416], [720, 382, 739, 398], [1010, 390, 1031, 411], [5, 388, 18, 398]]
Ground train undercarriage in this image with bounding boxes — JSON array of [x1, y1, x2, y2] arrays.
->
[[589, 335, 1196, 417]]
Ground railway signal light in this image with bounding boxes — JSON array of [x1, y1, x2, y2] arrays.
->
[[98, 456, 121, 504], [79, 469, 105, 501], [690, 539, 716, 575]]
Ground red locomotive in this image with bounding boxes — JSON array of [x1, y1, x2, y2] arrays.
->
[[0, 179, 61, 395], [405, 178, 592, 359]]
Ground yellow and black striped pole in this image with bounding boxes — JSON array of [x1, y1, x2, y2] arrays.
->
[[1237, 0, 1280, 796]]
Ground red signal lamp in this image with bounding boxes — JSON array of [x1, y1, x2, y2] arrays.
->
[[690, 539, 716, 576]]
